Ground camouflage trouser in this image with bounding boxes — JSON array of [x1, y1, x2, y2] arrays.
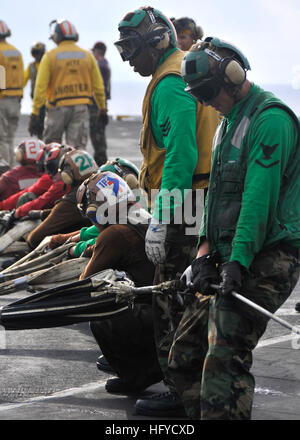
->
[[43, 105, 89, 149], [152, 225, 198, 393], [168, 245, 300, 419], [88, 104, 107, 166], [90, 303, 163, 389], [0, 96, 21, 168]]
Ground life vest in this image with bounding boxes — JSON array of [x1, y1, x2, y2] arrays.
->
[[0, 41, 23, 98], [46, 41, 94, 107], [206, 85, 300, 261], [139, 49, 220, 196]]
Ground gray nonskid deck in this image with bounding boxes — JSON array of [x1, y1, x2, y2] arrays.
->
[[0, 115, 298, 421]]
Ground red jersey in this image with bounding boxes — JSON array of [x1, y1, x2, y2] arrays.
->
[[0, 174, 70, 217], [0, 165, 43, 201]]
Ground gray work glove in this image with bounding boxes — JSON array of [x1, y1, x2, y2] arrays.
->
[[145, 218, 167, 265], [27, 210, 42, 220]]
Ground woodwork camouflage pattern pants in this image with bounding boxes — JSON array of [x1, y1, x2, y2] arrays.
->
[[168, 244, 300, 419], [152, 224, 198, 393]]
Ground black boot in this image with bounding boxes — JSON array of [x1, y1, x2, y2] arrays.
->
[[105, 376, 159, 395], [135, 391, 186, 418], [96, 355, 116, 374]]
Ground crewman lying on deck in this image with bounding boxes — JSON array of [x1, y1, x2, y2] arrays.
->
[[26, 148, 98, 249], [74, 170, 163, 394], [0, 139, 44, 201], [45, 157, 140, 257], [0, 143, 70, 230]]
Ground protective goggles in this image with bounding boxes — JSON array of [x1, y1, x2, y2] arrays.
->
[[185, 75, 222, 103], [36, 150, 46, 172], [114, 32, 142, 61], [45, 159, 60, 176]]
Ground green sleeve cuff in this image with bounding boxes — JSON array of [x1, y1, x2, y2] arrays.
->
[[73, 238, 97, 257], [230, 242, 255, 269], [80, 225, 99, 241]]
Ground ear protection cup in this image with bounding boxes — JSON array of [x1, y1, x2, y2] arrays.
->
[[61, 170, 74, 185], [15, 148, 23, 164], [147, 23, 170, 49], [123, 173, 139, 189], [86, 204, 98, 223], [204, 48, 246, 86], [195, 25, 204, 41], [220, 58, 246, 85]]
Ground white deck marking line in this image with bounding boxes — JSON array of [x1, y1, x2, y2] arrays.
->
[[275, 309, 299, 316], [256, 333, 300, 348], [0, 313, 298, 412], [0, 379, 108, 412]]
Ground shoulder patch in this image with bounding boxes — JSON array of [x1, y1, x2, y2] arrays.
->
[[160, 117, 171, 137], [260, 142, 278, 160]]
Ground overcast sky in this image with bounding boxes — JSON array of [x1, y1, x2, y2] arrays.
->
[[3, 0, 300, 113]]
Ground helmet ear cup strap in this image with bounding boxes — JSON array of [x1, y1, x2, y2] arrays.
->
[[220, 58, 246, 85]]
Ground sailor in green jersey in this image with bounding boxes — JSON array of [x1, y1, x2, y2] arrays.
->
[[72, 225, 98, 256], [115, 6, 219, 417], [171, 38, 300, 420], [150, 68, 199, 222], [48, 224, 100, 257]]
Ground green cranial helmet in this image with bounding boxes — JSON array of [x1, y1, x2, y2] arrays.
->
[[181, 37, 251, 102], [99, 158, 139, 189], [115, 6, 177, 63]]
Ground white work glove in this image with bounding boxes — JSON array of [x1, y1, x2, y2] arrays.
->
[[145, 218, 167, 265]]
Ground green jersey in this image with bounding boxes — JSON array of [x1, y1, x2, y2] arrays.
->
[[150, 50, 199, 221], [200, 84, 300, 269]]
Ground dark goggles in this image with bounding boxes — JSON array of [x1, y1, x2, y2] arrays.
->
[[114, 34, 142, 61], [45, 159, 59, 176], [185, 75, 222, 103]]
